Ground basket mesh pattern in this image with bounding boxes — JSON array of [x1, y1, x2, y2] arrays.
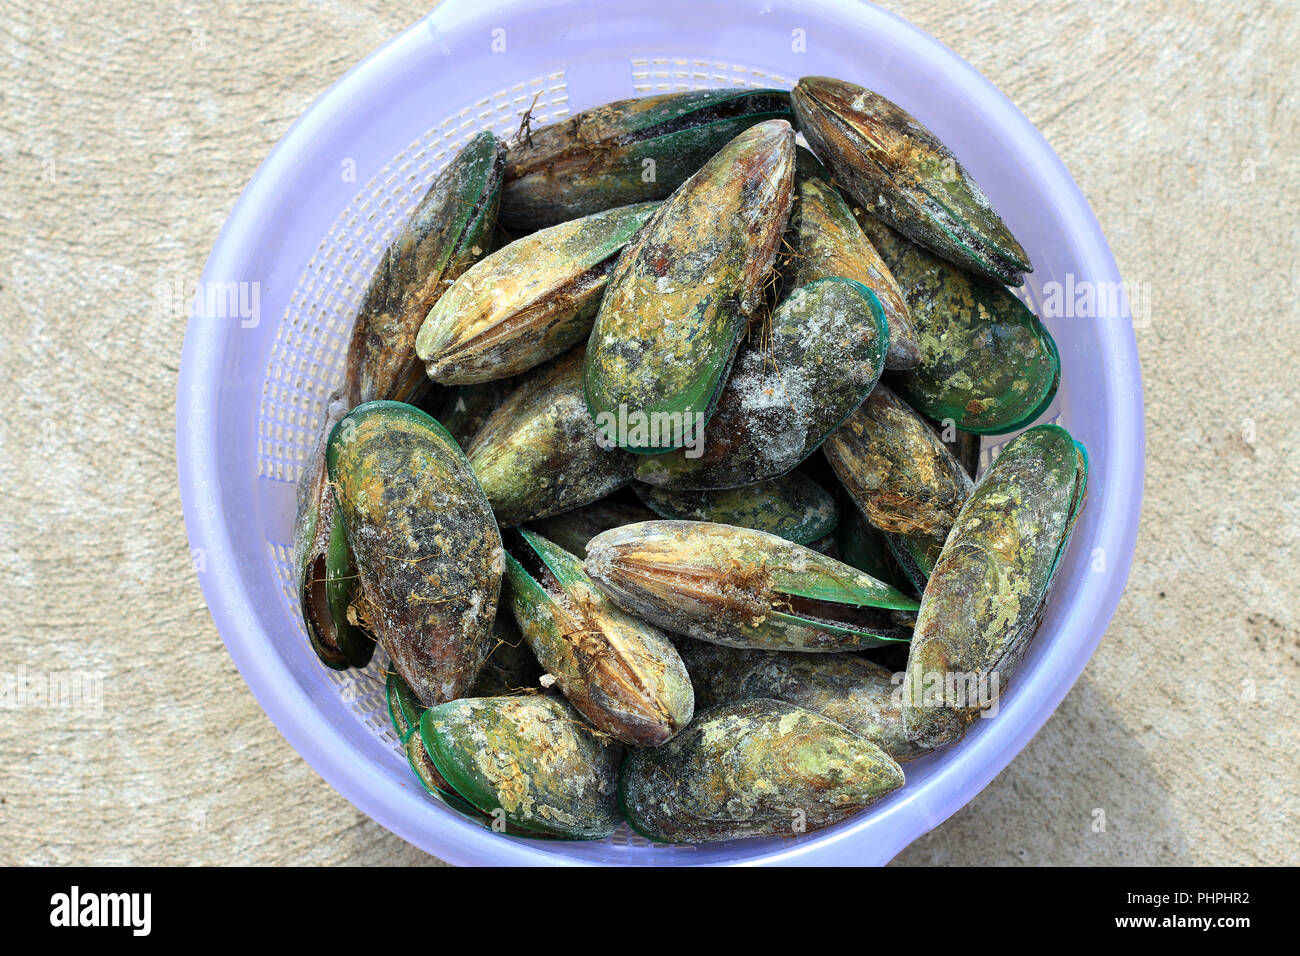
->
[[629, 56, 796, 92], [252, 54, 1058, 851]]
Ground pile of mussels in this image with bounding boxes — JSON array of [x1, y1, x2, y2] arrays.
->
[[293, 77, 1089, 844]]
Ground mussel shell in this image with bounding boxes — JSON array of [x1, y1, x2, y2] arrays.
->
[[417, 202, 658, 384], [675, 639, 929, 761], [858, 215, 1060, 435], [500, 88, 792, 230], [791, 76, 1030, 285], [327, 401, 502, 706], [619, 698, 905, 843], [634, 472, 839, 546], [323, 507, 373, 667], [387, 669, 425, 740], [345, 131, 505, 406], [584, 119, 796, 453], [467, 346, 634, 527], [902, 424, 1087, 747], [823, 382, 973, 538], [633, 277, 889, 489], [584, 520, 917, 652], [293, 392, 358, 670], [406, 723, 550, 834], [505, 529, 694, 746], [421, 695, 624, 839]]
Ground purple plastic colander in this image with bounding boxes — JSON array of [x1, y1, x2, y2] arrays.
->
[[176, 0, 1144, 865]]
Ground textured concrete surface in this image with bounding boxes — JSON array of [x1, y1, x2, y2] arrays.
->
[[1, 0, 1296, 865]]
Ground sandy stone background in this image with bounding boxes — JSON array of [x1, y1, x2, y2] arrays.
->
[[1, 0, 1296, 866]]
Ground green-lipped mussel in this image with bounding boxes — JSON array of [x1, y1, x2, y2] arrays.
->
[[345, 131, 506, 406], [675, 638, 929, 761], [421, 695, 624, 839], [327, 401, 501, 705], [782, 147, 919, 369], [504, 528, 693, 745], [902, 424, 1087, 747], [584, 520, 917, 651], [856, 214, 1060, 435], [501, 88, 792, 230], [825, 383, 972, 538], [293, 392, 373, 670], [417, 202, 659, 384], [619, 698, 905, 843], [791, 76, 1031, 286], [584, 119, 796, 453]]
